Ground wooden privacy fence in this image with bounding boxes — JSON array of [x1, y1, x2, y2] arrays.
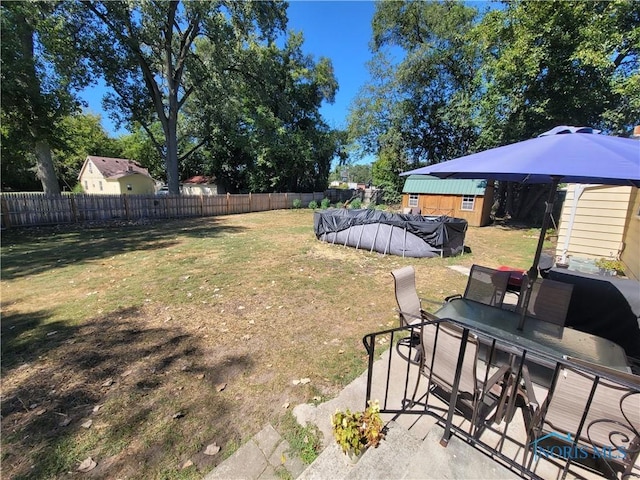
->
[[0, 192, 326, 229]]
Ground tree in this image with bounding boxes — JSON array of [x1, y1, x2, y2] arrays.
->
[[350, 0, 639, 220], [190, 30, 339, 193], [474, 0, 640, 219], [1, 1, 90, 193], [475, 0, 640, 147], [348, 1, 482, 168], [74, 0, 288, 194]]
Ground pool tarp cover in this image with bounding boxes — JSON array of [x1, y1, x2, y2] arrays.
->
[[313, 209, 468, 258]]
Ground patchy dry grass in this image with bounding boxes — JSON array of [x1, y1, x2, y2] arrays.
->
[[1, 210, 546, 479]]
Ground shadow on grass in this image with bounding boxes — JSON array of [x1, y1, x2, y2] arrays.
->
[[0, 217, 247, 281], [1, 305, 255, 479]]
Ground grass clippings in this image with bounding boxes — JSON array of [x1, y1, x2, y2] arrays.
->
[[1, 209, 544, 479]]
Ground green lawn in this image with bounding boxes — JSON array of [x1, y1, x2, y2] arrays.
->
[[1, 210, 541, 479]]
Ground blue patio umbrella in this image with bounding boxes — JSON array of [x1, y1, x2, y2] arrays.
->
[[401, 126, 640, 329]]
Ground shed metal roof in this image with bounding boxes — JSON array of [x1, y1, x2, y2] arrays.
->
[[402, 175, 488, 195]]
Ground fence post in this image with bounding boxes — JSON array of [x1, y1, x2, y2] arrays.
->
[[122, 194, 130, 221], [200, 194, 204, 217], [69, 194, 78, 223], [1, 196, 10, 229], [226, 193, 230, 215], [249, 192, 252, 213], [285, 192, 288, 209]]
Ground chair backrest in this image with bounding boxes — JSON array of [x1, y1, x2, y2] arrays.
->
[[540, 365, 640, 467], [464, 265, 512, 307], [420, 321, 480, 402], [518, 278, 574, 326], [391, 266, 421, 327]]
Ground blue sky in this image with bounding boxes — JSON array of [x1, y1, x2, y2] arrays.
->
[[81, 1, 378, 137]]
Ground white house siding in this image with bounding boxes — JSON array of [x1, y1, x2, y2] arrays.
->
[[620, 188, 640, 280], [556, 184, 633, 262]]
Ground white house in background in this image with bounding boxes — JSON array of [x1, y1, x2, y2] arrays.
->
[[78, 156, 156, 195], [180, 175, 225, 195], [556, 184, 639, 280]]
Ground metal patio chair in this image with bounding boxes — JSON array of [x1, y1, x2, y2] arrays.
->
[[517, 277, 574, 327], [411, 320, 512, 436], [518, 357, 640, 478], [391, 266, 426, 364], [445, 264, 512, 308]]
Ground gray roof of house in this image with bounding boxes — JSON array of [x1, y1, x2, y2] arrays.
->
[[402, 175, 488, 195]]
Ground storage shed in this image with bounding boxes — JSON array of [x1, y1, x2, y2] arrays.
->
[[401, 175, 494, 227]]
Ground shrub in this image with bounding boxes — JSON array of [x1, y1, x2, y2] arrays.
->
[[331, 400, 384, 455], [595, 258, 625, 275], [308, 200, 318, 209], [350, 198, 362, 209], [321, 198, 331, 209], [333, 201, 343, 208], [292, 199, 302, 209]]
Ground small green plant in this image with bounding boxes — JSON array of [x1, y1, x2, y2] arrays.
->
[[279, 411, 323, 465], [331, 400, 384, 456], [308, 200, 318, 209], [349, 198, 362, 209], [292, 199, 302, 209], [333, 201, 343, 208], [320, 198, 331, 209], [595, 258, 625, 275]]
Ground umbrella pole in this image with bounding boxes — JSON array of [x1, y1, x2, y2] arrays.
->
[[517, 176, 561, 331]]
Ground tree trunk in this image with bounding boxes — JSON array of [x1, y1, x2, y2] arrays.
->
[[34, 139, 61, 195], [165, 123, 180, 194], [505, 182, 514, 218]]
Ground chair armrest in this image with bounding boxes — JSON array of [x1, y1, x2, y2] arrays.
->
[[444, 293, 462, 303], [420, 310, 440, 322], [396, 308, 423, 324]]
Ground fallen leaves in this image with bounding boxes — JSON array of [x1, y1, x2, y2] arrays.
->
[[77, 457, 97, 472], [81, 419, 93, 429], [101, 378, 114, 387], [292, 378, 310, 386], [203, 443, 220, 456]]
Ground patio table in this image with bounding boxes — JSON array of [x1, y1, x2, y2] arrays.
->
[[434, 298, 630, 372]]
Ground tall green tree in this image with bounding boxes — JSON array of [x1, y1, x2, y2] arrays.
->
[[473, 0, 639, 219], [349, 0, 481, 168], [191, 30, 339, 192], [74, 0, 288, 194], [1, 1, 91, 193], [476, 0, 640, 147]]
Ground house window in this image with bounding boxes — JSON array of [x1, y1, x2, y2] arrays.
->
[[127, 184, 132, 191], [408, 194, 419, 207], [99, 181, 103, 191], [84, 180, 88, 190], [89, 163, 93, 173], [461, 195, 475, 211]]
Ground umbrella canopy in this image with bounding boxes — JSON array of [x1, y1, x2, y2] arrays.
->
[[401, 126, 640, 187], [401, 126, 640, 330]]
